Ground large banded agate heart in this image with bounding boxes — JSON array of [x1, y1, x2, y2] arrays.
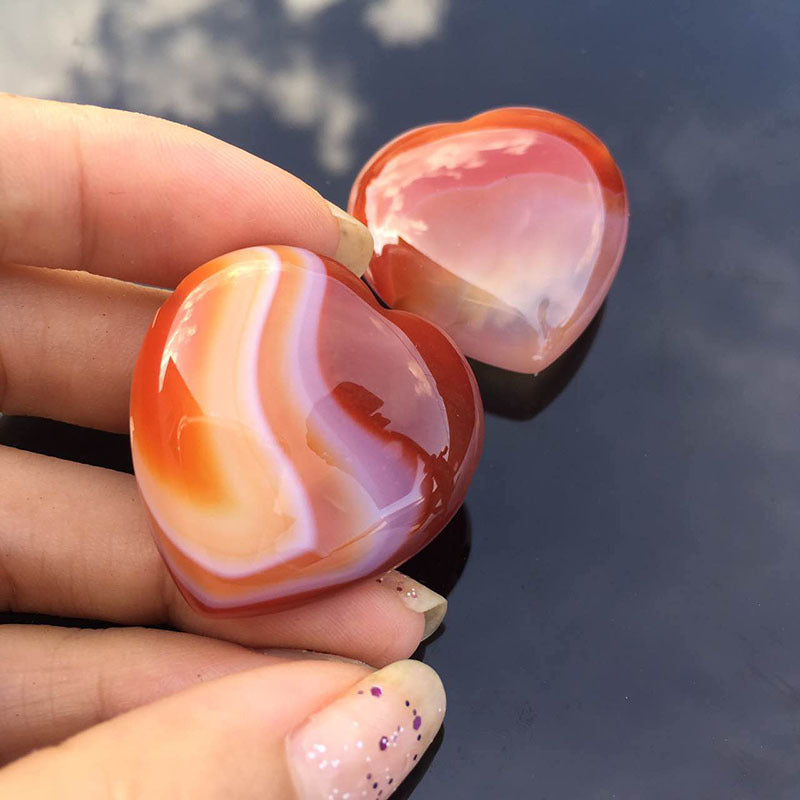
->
[[130, 246, 483, 615], [349, 107, 629, 374]]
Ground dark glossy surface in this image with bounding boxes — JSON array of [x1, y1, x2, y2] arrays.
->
[[2, 1, 800, 797]]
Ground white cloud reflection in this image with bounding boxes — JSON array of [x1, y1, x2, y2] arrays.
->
[[0, 0, 106, 99], [280, 0, 343, 23], [363, 0, 448, 46], [0, 0, 449, 174], [642, 102, 800, 459]]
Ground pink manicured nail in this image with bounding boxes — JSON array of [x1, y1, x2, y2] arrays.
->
[[286, 660, 446, 799]]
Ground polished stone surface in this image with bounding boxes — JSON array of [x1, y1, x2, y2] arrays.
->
[[2, 1, 799, 797], [350, 108, 628, 373], [129, 246, 483, 614]]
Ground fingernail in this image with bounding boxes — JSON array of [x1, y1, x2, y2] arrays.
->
[[286, 659, 446, 799], [377, 571, 448, 641], [259, 648, 370, 668], [327, 201, 374, 277]]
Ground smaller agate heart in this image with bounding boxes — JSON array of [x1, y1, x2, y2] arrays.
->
[[130, 246, 483, 615], [349, 107, 629, 374]]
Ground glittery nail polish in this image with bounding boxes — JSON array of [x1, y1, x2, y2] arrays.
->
[[377, 571, 448, 641], [286, 660, 445, 799]]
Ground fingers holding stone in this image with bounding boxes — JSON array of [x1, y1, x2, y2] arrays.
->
[[0, 446, 445, 666]]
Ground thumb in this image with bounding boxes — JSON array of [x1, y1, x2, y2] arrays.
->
[[0, 657, 445, 799]]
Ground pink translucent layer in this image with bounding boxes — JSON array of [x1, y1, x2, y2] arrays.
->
[[349, 107, 629, 373]]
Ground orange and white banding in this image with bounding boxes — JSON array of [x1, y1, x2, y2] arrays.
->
[[130, 246, 483, 615]]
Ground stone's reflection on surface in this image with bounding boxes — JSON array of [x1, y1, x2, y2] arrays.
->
[[349, 107, 628, 374], [472, 304, 606, 422], [130, 246, 483, 616], [402, 505, 471, 600]]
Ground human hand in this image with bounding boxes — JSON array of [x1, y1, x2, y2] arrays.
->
[[0, 95, 448, 797]]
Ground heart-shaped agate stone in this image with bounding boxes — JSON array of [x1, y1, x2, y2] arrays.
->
[[349, 107, 629, 374], [130, 246, 483, 615]]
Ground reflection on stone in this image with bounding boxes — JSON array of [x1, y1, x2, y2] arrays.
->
[[350, 108, 628, 373]]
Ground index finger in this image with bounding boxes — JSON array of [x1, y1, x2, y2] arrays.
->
[[0, 94, 372, 286]]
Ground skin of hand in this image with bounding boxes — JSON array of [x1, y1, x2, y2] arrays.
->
[[0, 95, 448, 798]]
